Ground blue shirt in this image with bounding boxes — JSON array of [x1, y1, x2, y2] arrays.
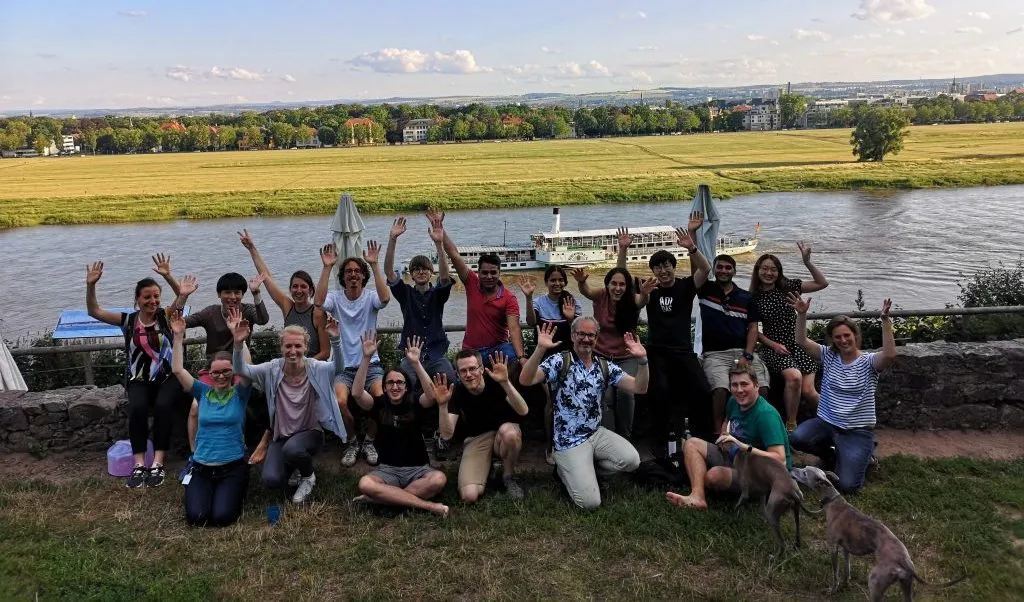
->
[[388, 275, 453, 358], [697, 281, 754, 353], [541, 353, 625, 451], [191, 381, 250, 466]]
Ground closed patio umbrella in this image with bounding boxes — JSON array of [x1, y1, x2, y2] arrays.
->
[[689, 184, 720, 356], [0, 329, 28, 391], [330, 192, 365, 283]]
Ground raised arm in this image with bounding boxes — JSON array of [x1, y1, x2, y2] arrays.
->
[[363, 240, 391, 305], [520, 323, 560, 386], [228, 308, 258, 382], [85, 262, 124, 326], [169, 309, 195, 391], [507, 314, 526, 365], [324, 314, 345, 374], [249, 274, 270, 325], [151, 253, 181, 296], [311, 308, 331, 361], [678, 211, 710, 288], [405, 336, 436, 407], [614, 333, 649, 394], [432, 373, 457, 440], [519, 276, 538, 327], [350, 331, 378, 412], [383, 217, 406, 283], [787, 293, 822, 362], [616, 227, 631, 269], [637, 276, 657, 308], [874, 298, 897, 371], [485, 352, 529, 416], [427, 210, 450, 284], [797, 242, 829, 293], [168, 274, 198, 313], [571, 267, 597, 301], [313, 243, 338, 307], [441, 229, 470, 283], [239, 229, 292, 313]]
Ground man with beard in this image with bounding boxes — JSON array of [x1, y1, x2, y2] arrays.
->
[[520, 319, 648, 510], [644, 212, 712, 455], [696, 254, 770, 434]]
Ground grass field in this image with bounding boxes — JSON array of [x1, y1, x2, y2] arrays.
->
[[1, 456, 1021, 601], [1, 123, 1023, 228]]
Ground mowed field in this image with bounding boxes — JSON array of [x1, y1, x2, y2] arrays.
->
[[1, 122, 1022, 227]]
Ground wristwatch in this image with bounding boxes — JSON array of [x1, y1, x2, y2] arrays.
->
[[741, 352, 754, 361]]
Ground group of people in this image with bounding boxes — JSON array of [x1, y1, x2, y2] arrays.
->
[[85, 209, 895, 526]]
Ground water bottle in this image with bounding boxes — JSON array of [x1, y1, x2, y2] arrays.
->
[[267, 504, 281, 526]]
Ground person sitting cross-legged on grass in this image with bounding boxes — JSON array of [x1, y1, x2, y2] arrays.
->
[[666, 365, 791, 510], [435, 349, 530, 503], [350, 332, 449, 517], [231, 308, 348, 505], [169, 309, 251, 528], [519, 319, 648, 510]]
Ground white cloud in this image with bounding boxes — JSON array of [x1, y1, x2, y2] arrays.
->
[[770, 40, 780, 46], [556, 60, 612, 78], [117, 10, 147, 18], [165, 65, 266, 82], [631, 45, 658, 51], [540, 46, 558, 54], [630, 70, 653, 84], [746, 34, 765, 41], [955, 26, 982, 34], [1008, 25, 1023, 35], [281, 74, 296, 83], [887, 28, 906, 36], [211, 66, 263, 81], [348, 48, 490, 74], [852, 0, 935, 23], [501, 64, 542, 76], [166, 65, 194, 82], [637, 11, 647, 19], [967, 12, 991, 20], [33, 96, 46, 105], [794, 29, 832, 41]]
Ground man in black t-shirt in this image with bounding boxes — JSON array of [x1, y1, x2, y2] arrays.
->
[[435, 349, 530, 503], [350, 333, 449, 516], [644, 214, 713, 456]]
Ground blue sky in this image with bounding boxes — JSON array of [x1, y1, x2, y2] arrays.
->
[[1, 0, 1022, 111]]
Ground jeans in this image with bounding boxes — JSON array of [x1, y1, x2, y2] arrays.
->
[[475, 342, 517, 368], [553, 427, 641, 510], [126, 377, 185, 454], [262, 429, 324, 489], [401, 353, 456, 394], [185, 458, 250, 527], [790, 417, 875, 494], [647, 348, 711, 441], [600, 356, 638, 439]]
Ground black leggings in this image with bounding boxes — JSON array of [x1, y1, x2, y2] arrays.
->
[[126, 378, 185, 454], [647, 348, 711, 439], [185, 459, 250, 527], [262, 429, 324, 489]]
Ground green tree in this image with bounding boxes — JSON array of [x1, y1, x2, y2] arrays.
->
[[269, 122, 294, 148], [850, 107, 909, 162], [216, 125, 237, 150], [317, 126, 337, 146], [452, 118, 469, 141], [185, 124, 211, 150], [33, 134, 50, 154], [778, 93, 808, 129]]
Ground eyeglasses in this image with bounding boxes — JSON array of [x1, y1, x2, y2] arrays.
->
[[343, 268, 363, 275], [457, 365, 482, 375], [385, 379, 407, 387], [210, 369, 232, 377], [574, 331, 598, 339]]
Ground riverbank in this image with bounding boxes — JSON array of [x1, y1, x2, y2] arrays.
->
[[1, 123, 1022, 228]]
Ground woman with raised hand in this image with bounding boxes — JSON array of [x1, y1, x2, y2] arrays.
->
[[350, 332, 449, 516], [747, 243, 830, 430], [238, 229, 330, 360], [788, 294, 896, 493], [169, 308, 250, 527], [572, 266, 655, 441], [86, 260, 197, 488], [230, 307, 346, 505]]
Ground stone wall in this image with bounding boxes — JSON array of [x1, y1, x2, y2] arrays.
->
[[1, 339, 1023, 453]]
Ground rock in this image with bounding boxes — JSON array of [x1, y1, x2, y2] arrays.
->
[[0, 407, 28, 431]]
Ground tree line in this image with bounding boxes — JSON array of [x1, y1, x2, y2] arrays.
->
[[0, 92, 1021, 155]]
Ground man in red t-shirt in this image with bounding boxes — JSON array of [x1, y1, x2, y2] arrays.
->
[[442, 229, 525, 369]]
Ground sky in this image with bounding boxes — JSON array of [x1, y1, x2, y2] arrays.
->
[[1, 0, 1023, 111]]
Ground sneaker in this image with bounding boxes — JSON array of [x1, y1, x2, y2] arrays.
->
[[126, 465, 148, 489], [287, 469, 301, 488], [361, 439, 379, 466], [434, 432, 451, 462], [292, 472, 316, 504], [503, 474, 526, 500], [341, 442, 359, 467], [145, 464, 166, 488]]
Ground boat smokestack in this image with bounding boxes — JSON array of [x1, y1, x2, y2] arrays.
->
[[552, 207, 561, 234]]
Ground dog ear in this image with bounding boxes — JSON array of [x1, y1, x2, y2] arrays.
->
[[824, 471, 841, 487]]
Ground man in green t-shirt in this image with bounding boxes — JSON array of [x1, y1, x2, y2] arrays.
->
[[666, 365, 791, 510]]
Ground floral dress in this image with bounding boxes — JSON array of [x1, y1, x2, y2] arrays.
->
[[751, 278, 819, 375]]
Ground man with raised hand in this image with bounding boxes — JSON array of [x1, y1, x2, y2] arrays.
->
[[314, 240, 391, 468], [433, 349, 529, 502], [520, 319, 648, 510]]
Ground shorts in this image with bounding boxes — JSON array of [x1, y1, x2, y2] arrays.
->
[[334, 362, 384, 389], [457, 424, 521, 489], [704, 441, 741, 493], [702, 350, 770, 392], [369, 464, 435, 488]]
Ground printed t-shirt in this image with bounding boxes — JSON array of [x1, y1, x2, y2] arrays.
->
[[647, 277, 698, 352]]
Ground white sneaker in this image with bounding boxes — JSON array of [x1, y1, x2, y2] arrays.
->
[[287, 469, 301, 488], [341, 442, 359, 467], [291, 472, 316, 504]]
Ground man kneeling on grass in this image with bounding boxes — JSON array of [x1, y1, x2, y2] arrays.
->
[[666, 365, 791, 509], [350, 332, 449, 516], [520, 319, 648, 510]]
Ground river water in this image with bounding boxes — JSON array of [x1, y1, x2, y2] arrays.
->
[[2, 185, 1023, 341]]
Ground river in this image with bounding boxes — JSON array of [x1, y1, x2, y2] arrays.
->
[[2, 185, 1023, 342]]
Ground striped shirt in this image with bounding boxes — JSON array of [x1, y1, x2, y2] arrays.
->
[[818, 344, 879, 429]]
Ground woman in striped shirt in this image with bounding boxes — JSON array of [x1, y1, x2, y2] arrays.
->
[[788, 294, 897, 493]]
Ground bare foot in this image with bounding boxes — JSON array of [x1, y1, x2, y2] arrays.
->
[[665, 491, 707, 510], [433, 503, 450, 518]]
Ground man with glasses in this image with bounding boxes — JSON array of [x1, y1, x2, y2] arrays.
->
[[434, 350, 529, 502], [645, 212, 712, 458], [520, 318, 648, 509]]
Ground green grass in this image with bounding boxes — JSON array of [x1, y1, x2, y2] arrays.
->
[[1, 456, 1021, 600], [1, 123, 1023, 228]]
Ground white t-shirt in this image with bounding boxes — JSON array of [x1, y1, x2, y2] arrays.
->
[[322, 288, 386, 366], [818, 344, 879, 429]]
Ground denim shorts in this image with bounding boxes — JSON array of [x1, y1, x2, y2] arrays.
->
[[334, 362, 384, 388]]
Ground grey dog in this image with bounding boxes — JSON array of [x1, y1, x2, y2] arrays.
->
[[791, 466, 967, 601]]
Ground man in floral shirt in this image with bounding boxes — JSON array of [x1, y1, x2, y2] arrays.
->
[[520, 318, 649, 509]]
